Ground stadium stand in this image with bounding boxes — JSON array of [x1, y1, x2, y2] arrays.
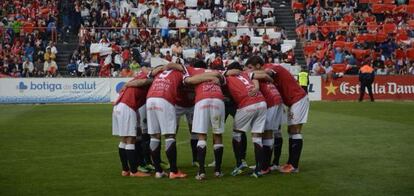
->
[[0, 0, 59, 77], [2, 0, 414, 77], [292, 0, 414, 76]]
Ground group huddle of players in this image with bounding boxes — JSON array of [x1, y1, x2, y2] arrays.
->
[[112, 55, 309, 180]]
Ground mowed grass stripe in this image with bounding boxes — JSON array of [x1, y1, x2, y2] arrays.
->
[[0, 102, 413, 196]]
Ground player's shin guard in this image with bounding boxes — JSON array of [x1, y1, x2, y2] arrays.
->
[[273, 133, 283, 166], [232, 132, 242, 167], [125, 144, 138, 173], [252, 137, 264, 172], [213, 144, 224, 173], [197, 140, 207, 174], [165, 138, 178, 173], [190, 134, 198, 162], [263, 139, 274, 170], [241, 132, 247, 160], [141, 133, 151, 165], [150, 138, 162, 172], [289, 134, 303, 168], [118, 142, 129, 171]]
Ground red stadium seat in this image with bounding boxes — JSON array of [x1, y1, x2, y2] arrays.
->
[[333, 41, 346, 48], [396, 49, 406, 59], [383, 0, 395, 4], [406, 48, 414, 59], [292, 2, 304, 10], [332, 64, 347, 73], [382, 23, 397, 34], [371, 4, 383, 14]]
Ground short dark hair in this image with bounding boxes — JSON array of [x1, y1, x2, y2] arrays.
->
[[245, 56, 264, 67], [227, 62, 243, 71], [193, 60, 207, 68]]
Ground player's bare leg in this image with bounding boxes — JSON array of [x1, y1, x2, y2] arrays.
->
[[213, 133, 224, 177], [195, 133, 207, 180], [118, 137, 129, 176], [281, 124, 303, 173], [262, 130, 274, 174]]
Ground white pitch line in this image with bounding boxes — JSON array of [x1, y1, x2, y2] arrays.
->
[[0, 140, 189, 163]]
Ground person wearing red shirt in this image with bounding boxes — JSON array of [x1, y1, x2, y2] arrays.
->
[[247, 66, 284, 173], [175, 82, 197, 167], [184, 60, 226, 180], [146, 63, 188, 179], [224, 62, 267, 178], [245, 56, 309, 174], [112, 67, 154, 178]]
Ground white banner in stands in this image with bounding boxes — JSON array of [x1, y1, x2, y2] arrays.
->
[[160, 48, 172, 56], [308, 76, 322, 101], [176, 19, 189, 28], [199, 9, 212, 21], [226, 12, 238, 23], [186, 9, 198, 18], [210, 37, 222, 46], [262, 7, 274, 15], [190, 15, 201, 24], [183, 49, 197, 59], [0, 78, 110, 103], [186, 0, 197, 7]]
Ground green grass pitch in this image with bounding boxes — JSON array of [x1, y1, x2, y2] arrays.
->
[[0, 102, 413, 196]]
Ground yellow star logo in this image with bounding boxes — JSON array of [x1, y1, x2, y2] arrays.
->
[[325, 82, 338, 95]]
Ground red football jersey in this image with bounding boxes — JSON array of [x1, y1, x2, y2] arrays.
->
[[225, 72, 265, 108], [264, 64, 306, 106], [147, 69, 185, 105], [115, 71, 149, 111], [176, 85, 195, 107], [186, 67, 224, 103], [259, 81, 282, 108]]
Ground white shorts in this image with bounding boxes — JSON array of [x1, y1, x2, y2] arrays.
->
[[147, 98, 177, 135], [137, 104, 147, 133], [175, 105, 194, 125], [112, 103, 137, 137], [234, 101, 267, 133], [265, 104, 284, 132], [288, 95, 309, 126], [192, 98, 225, 134]]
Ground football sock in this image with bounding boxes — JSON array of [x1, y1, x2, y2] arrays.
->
[[118, 142, 129, 171], [141, 133, 151, 165], [252, 137, 264, 172], [241, 132, 247, 160], [289, 134, 303, 168], [263, 139, 274, 170], [232, 132, 242, 167], [150, 138, 162, 172], [213, 144, 224, 173], [273, 136, 283, 166], [165, 138, 178, 173], [197, 140, 207, 174], [190, 134, 198, 162], [125, 144, 137, 173], [135, 137, 144, 167]]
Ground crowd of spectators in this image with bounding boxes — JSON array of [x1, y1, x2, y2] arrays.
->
[[64, 0, 295, 77], [0, 0, 61, 77], [293, 0, 414, 78]]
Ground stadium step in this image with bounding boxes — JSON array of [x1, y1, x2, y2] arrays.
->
[[272, 0, 306, 66], [56, 32, 79, 76]]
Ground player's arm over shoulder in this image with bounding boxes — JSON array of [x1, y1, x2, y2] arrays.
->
[[124, 78, 153, 88], [184, 72, 222, 85]]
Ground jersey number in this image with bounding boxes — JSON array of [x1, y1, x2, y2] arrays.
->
[[236, 75, 251, 86], [158, 70, 173, 79]]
